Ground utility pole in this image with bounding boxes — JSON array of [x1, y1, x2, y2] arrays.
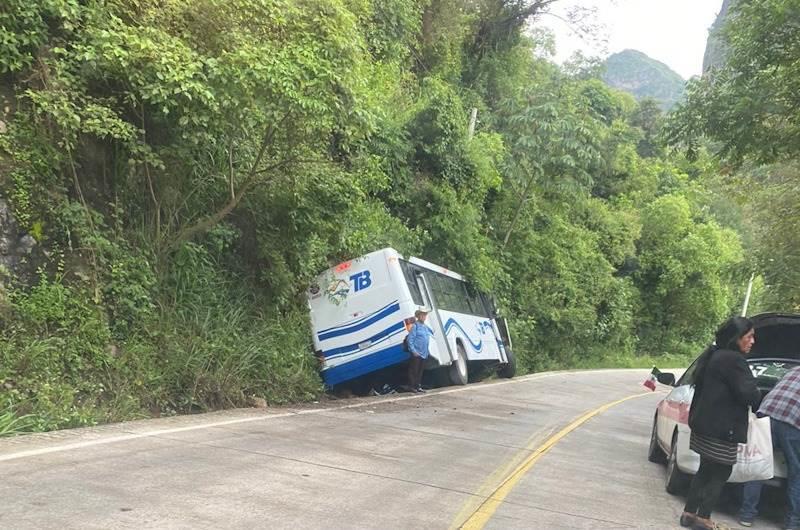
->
[[467, 108, 478, 140], [741, 272, 755, 316]]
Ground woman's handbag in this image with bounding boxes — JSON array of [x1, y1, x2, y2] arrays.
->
[[728, 414, 774, 482]]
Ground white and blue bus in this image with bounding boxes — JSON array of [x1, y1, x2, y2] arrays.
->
[[307, 248, 515, 388]]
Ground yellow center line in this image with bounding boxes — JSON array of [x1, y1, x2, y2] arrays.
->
[[457, 392, 653, 530]]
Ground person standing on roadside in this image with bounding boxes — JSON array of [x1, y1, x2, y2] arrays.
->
[[680, 316, 761, 530], [407, 308, 434, 393], [738, 365, 800, 529]]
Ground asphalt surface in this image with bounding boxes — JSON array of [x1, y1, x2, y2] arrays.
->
[[0, 369, 786, 529]]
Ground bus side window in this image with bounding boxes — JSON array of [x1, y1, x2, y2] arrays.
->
[[446, 276, 464, 313], [429, 274, 448, 309], [400, 261, 424, 305], [431, 274, 455, 312], [467, 286, 491, 318], [434, 274, 472, 314], [453, 279, 473, 314]]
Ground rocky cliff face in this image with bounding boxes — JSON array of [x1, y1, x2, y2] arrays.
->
[[703, 0, 735, 72], [0, 82, 39, 286], [601, 49, 686, 110], [0, 199, 37, 278]]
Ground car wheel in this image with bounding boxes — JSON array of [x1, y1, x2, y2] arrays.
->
[[648, 414, 666, 464], [665, 431, 689, 495], [449, 342, 468, 386]]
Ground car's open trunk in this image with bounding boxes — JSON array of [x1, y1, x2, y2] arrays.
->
[[749, 313, 800, 395], [751, 313, 800, 359]]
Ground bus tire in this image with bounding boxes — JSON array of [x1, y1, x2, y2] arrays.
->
[[449, 342, 469, 386], [497, 348, 516, 379]]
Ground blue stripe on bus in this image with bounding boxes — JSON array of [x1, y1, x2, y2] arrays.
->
[[318, 302, 401, 341], [324, 326, 406, 361], [317, 300, 399, 335], [322, 344, 409, 387], [444, 318, 483, 352], [321, 321, 405, 358]]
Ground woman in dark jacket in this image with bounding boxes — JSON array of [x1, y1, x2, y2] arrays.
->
[[680, 316, 761, 530]]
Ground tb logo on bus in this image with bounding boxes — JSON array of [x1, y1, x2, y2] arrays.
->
[[350, 270, 372, 292]]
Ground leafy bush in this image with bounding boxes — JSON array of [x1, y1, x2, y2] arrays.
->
[[0, 275, 114, 430]]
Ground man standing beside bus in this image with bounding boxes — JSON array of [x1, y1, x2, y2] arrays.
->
[[407, 309, 434, 393]]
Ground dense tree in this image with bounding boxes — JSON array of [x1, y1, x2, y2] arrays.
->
[[739, 163, 800, 311], [0, 0, 749, 432], [635, 193, 744, 353], [668, 0, 800, 164], [668, 0, 800, 310]]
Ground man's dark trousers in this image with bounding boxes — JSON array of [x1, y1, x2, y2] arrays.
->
[[774, 419, 800, 529], [407, 355, 424, 389]]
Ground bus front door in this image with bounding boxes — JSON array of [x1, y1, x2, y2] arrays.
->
[[414, 272, 454, 368]]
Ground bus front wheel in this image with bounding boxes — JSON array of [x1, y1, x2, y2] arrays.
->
[[449, 343, 469, 386]]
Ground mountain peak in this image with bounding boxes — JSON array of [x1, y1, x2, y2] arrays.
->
[[601, 50, 686, 110], [703, 0, 735, 72]]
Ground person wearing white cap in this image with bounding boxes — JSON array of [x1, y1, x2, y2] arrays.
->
[[406, 308, 434, 393]]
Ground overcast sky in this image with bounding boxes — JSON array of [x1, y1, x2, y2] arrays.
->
[[537, 0, 724, 79]]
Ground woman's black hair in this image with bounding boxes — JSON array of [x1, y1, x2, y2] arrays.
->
[[691, 316, 755, 391], [714, 316, 754, 351]]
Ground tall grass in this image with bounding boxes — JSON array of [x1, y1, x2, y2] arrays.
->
[[119, 242, 322, 416], [0, 403, 36, 437], [0, 242, 323, 433]]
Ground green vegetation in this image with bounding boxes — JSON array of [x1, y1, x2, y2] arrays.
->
[[669, 0, 800, 311], [602, 49, 686, 110], [0, 0, 759, 433]]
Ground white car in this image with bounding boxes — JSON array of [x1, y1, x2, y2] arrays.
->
[[648, 313, 800, 493]]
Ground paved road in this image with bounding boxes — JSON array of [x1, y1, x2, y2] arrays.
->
[[0, 370, 783, 529]]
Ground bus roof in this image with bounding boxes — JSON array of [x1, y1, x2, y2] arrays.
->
[[324, 248, 467, 283], [407, 256, 465, 281]]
